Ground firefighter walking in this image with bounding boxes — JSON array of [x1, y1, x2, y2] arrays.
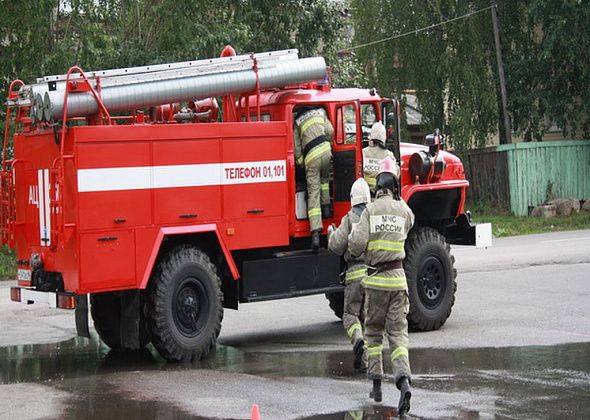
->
[[362, 122, 398, 195], [348, 157, 414, 415], [327, 178, 371, 370], [294, 107, 334, 251]]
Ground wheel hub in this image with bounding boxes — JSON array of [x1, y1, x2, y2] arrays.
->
[[417, 256, 446, 309], [173, 278, 208, 337]]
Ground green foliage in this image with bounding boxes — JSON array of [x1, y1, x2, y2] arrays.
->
[[350, 0, 498, 153], [501, 0, 590, 140], [0, 0, 346, 99], [349, 0, 590, 151], [0, 245, 15, 280]]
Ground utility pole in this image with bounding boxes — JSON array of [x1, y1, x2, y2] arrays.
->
[[491, 0, 512, 144]]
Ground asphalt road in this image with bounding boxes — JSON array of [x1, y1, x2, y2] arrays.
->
[[0, 229, 589, 419]]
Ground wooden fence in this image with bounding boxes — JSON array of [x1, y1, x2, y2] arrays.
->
[[466, 140, 590, 215]]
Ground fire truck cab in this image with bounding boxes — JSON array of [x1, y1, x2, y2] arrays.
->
[[2, 48, 490, 362]]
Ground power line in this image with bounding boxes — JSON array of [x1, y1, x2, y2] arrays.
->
[[339, 4, 496, 54]]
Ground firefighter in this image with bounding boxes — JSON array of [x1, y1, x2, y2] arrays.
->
[[348, 157, 414, 415], [327, 178, 371, 370], [294, 107, 334, 251], [362, 122, 399, 195]]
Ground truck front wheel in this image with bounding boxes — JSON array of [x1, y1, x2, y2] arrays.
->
[[404, 227, 457, 331], [146, 245, 223, 362]]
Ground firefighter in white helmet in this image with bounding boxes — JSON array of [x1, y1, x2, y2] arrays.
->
[[294, 107, 334, 251], [362, 122, 399, 195], [348, 157, 414, 414], [327, 178, 371, 370]]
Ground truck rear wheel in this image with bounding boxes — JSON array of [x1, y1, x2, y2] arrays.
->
[[325, 291, 344, 319], [90, 292, 150, 350], [147, 245, 223, 362], [404, 227, 457, 331]]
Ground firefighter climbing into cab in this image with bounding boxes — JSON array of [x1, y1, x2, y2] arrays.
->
[[293, 106, 334, 251]]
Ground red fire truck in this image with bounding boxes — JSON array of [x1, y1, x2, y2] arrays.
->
[[2, 47, 490, 362]]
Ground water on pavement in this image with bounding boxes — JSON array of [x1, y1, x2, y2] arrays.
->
[[0, 336, 588, 419]]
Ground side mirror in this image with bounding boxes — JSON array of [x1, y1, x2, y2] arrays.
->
[[425, 129, 443, 156]]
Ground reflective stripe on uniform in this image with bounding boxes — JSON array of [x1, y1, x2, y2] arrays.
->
[[362, 275, 407, 289], [304, 142, 331, 165], [320, 182, 329, 191], [300, 116, 325, 134], [367, 345, 383, 356], [391, 345, 409, 361], [367, 239, 404, 252], [345, 267, 366, 283], [296, 156, 303, 165], [308, 207, 321, 217], [348, 411, 363, 420], [347, 322, 362, 338], [364, 176, 376, 187]]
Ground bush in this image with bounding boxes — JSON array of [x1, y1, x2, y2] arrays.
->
[[0, 246, 16, 280]]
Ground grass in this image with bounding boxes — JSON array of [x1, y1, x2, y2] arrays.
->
[[468, 201, 590, 238]]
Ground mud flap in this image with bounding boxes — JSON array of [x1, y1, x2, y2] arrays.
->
[[120, 290, 141, 350], [75, 294, 90, 338]]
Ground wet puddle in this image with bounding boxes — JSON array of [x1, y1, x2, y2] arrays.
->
[[0, 336, 589, 419]]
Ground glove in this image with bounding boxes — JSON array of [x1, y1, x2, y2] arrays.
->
[[327, 223, 336, 242]]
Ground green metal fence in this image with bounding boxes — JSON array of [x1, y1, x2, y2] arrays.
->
[[467, 140, 590, 215]]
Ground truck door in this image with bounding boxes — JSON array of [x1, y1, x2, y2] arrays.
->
[[332, 101, 362, 217], [382, 99, 401, 163]]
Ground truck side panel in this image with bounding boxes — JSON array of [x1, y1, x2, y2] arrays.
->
[[152, 139, 222, 224], [71, 122, 289, 293]]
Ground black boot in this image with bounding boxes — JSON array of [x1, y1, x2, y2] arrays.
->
[[353, 339, 364, 370], [321, 204, 333, 218], [311, 230, 320, 253], [397, 376, 412, 416], [369, 378, 382, 402]]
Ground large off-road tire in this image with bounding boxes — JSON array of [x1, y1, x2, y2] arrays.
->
[[325, 291, 344, 319], [146, 245, 223, 362], [404, 226, 457, 331], [90, 292, 150, 350]]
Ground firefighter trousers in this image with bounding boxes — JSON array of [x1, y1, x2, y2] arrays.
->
[[305, 145, 331, 231], [364, 287, 411, 383], [343, 272, 365, 345]]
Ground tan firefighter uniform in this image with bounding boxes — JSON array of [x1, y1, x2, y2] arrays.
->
[[294, 108, 334, 232], [362, 146, 395, 194], [328, 184, 371, 352], [348, 189, 415, 383], [362, 122, 399, 195]]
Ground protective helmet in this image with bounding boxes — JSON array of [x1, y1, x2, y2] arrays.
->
[[350, 178, 371, 207], [369, 122, 386, 146], [376, 157, 400, 194]]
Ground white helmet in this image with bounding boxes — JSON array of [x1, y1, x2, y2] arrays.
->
[[369, 122, 386, 145], [350, 178, 371, 206]]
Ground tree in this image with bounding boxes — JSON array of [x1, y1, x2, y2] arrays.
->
[[349, 0, 590, 151], [501, 0, 590, 140], [350, 0, 498, 153], [1, 0, 349, 139]]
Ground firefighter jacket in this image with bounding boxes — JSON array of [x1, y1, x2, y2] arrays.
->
[[362, 146, 396, 192], [348, 191, 415, 291], [294, 109, 334, 166], [328, 205, 366, 284]]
